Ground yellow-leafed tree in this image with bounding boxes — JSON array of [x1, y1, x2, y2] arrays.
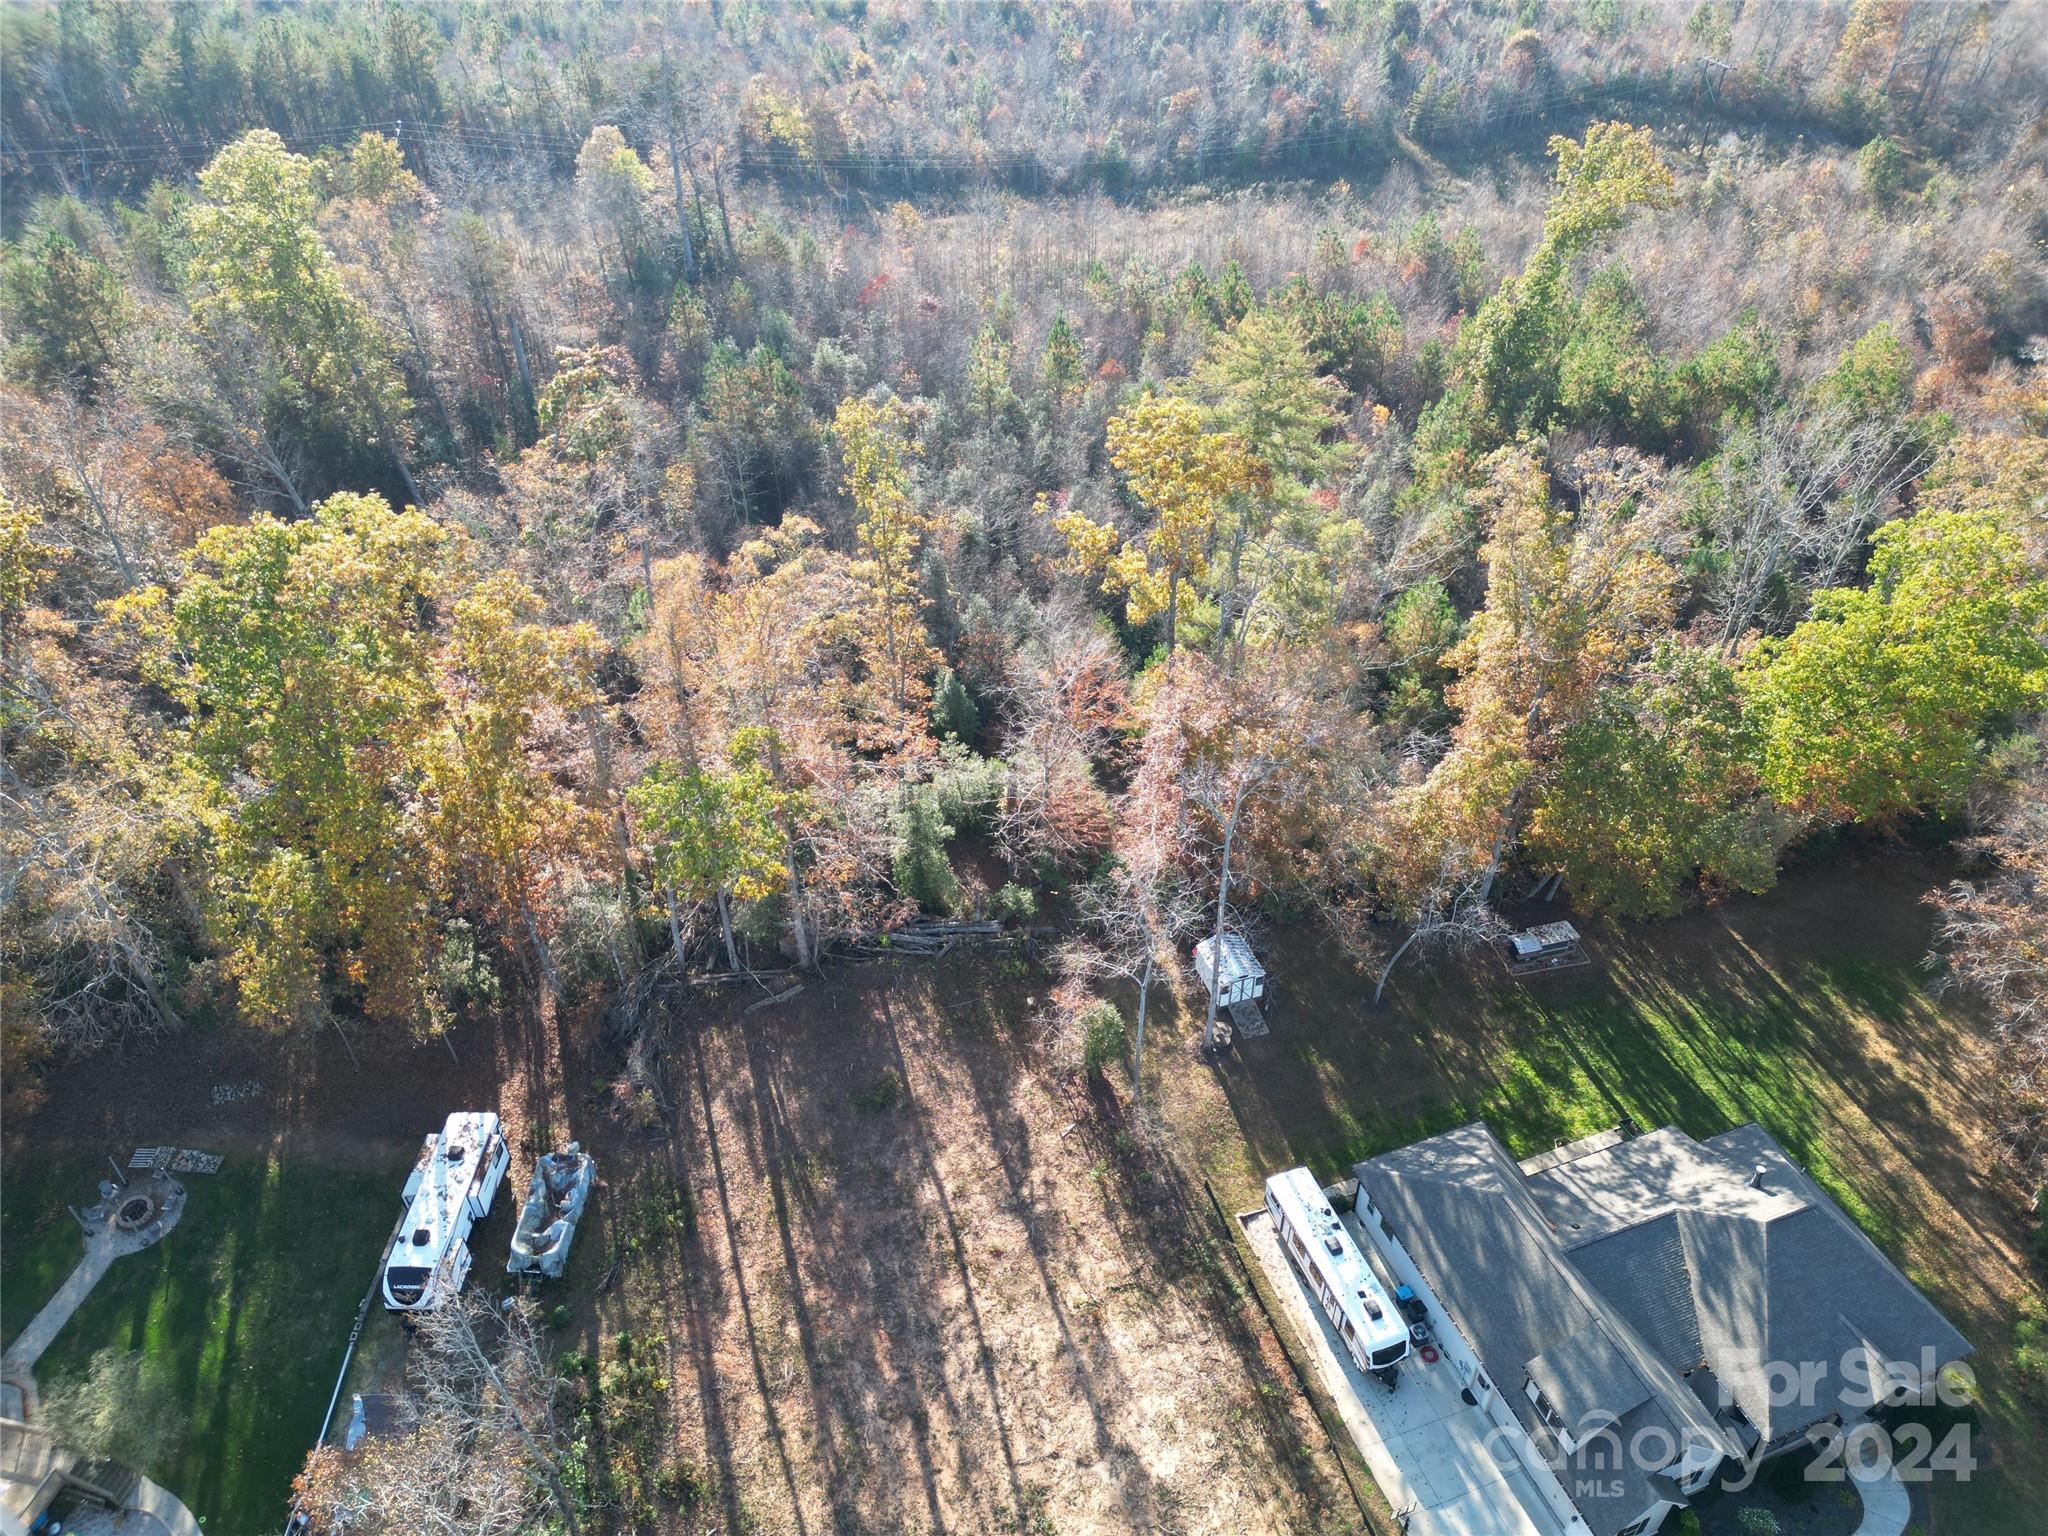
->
[[1057, 393, 1259, 664], [833, 396, 939, 753]]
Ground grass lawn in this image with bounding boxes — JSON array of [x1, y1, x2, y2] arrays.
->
[[1, 1148, 397, 1536], [1141, 846, 2045, 1536]]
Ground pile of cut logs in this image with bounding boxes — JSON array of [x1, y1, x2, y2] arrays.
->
[[841, 918, 1005, 958]]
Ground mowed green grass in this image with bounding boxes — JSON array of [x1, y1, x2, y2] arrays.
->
[[1, 1149, 396, 1536], [1152, 849, 2044, 1535]]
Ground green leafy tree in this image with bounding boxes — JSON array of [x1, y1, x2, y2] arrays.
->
[[1527, 642, 1782, 916], [535, 347, 634, 463], [424, 573, 602, 1003], [1057, 394, 1259, 665], [184, 130, 415, 496], [1424, 122, 1675, 461], [1, 218, 129, 394], [630, 731, 791, 971], [834, 395, 939, 742], [968, 324, 1019, 434], [1744, 507, 2048, 823], [1856, 134, 1906, 206], [692, 341, 819, 534], [1273, 280, 1403, 398], [1041, 312, 1085, 426], [1186, 306, 1351, 487], [1382, 578, 1462, 725], [892, 784, 963, 914], [1558, 265, 1679, 441], [575, 124, 657, 275], [1389, 447, 1679, 900], [1214, 259, 1253, 326], [931, 665, 981, 744], [111, 492, 451, 1031], [1816, 322, 1915, 416], [1180, 306, 1356, 653], [1679, 312, 1780, 430]]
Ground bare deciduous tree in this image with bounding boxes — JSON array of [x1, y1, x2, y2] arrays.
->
[[1705, 400, 1931, 651], [1365, 833, 1508, 1008], [995, 600, 1125, 869], [292, 1295, 580, 1536], [1150, 652, 1350, 1046], [1062, 799, 1202, 1100], [132, 322, 313, 518], [1927, 729, 2048, 1184]]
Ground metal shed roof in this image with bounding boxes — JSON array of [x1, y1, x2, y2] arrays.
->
[[1194, 933, 1263, 989]]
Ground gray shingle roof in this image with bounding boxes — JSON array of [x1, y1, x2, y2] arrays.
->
[[1356, 1119, 1973, 1530], [1567, 1214, 1705, 1372], [1699, 1125, 1972, 1437], [1530, 1121, 1973, 1441], [1356, 1124, 1732, 1536], [1528, 1323, 1653, 1422]]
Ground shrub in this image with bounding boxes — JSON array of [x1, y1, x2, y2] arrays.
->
[[931, 741, 1005, 834], [658, 1457, 711, 1507], [39, 1349, 181, 1470], [1080, 1000, 1127, 1076], [932, 664, 981, 744], [994, 882, 1037, 921], [434, 917, 502, 1015], [1736, 1507, 1782, 1535], [555, 879, 634, 988], [892, 786, 963, 913], [853, 1070, 902, 1114]]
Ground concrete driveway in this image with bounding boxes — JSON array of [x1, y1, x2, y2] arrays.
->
[[1243, 1207, 1566, 1536]]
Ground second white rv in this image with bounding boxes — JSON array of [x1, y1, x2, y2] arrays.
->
[[382, 1111, 511, 1311], [1265, 1166, 1410, 1374]]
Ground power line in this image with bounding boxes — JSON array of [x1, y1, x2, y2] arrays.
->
[[3, 70, 1663, 183]]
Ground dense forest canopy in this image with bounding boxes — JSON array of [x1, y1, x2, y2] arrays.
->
[[3, 0, 2047, 1171]]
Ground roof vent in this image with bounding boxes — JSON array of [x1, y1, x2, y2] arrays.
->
[[1749, 1163, 1768, 1189]]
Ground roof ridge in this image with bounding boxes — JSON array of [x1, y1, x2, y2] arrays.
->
[[1377, 1127, 1735, 1451]]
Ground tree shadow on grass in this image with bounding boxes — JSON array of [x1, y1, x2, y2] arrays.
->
[[937, 965, 1346, 1535], [678, 1024, 816, 1536], [660, 972, 1048, 1535], [1192, 849, 2039, 1521]]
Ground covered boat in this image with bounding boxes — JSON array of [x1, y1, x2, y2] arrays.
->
[[506, 1142, 595, 1279]]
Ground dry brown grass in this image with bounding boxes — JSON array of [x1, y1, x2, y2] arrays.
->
[[584, 962, 1361, 1536]]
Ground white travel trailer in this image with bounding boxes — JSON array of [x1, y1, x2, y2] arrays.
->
[[1265, 1166, 1410, 1374], [382, 1111, 510, 1311]]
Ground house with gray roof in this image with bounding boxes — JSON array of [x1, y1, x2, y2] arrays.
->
[[1353, 1121, 1970, 1536]]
